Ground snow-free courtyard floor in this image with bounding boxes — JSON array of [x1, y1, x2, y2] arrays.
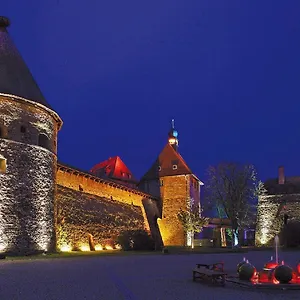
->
[[0, 250, 300, 300]]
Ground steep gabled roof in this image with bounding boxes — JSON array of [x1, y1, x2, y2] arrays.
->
[[140, 143, 193, 181], [90, 156, 138, 184], [0, 17, 52, 109]]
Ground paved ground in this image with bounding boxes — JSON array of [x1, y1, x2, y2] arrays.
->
[[0, 250, 299, 300]]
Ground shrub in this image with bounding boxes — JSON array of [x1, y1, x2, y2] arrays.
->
[[116, 230, 155, 251]]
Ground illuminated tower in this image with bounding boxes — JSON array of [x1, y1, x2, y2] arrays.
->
[[168, 119, 179, 152], [139, 120, 203, 246], [0, 17, 62, 254]]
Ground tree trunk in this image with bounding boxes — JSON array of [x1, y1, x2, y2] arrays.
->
[[191, 231, 194, 249]]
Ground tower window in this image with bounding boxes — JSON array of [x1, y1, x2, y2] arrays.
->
[[20, 126, 26, 133], [38, 133, 50, 149], [0, 157, 6, 173], [160, 179, 164, 186], [158, 166, 161, 171], [172, 165, 178, 170]]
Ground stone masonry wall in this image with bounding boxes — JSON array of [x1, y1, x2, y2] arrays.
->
[[256, 194, 300, 246], [56, 166, 163, 249], [0, 140, 56, 253], [0, 95, 58, 154], [157, 174, 190, 246], [56, 185, 145, 250], [0, 95, 58, 254]]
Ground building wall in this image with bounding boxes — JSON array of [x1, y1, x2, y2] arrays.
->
[[0, 95, 58, 254], [255, 194, 300, 246], [190, 176, 201, 208], [56, 185, 145, 251], [56, 166, 163, 249], [157, 175, 190, 246]]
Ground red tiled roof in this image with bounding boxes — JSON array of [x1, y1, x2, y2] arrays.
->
[[140, 143, 193, 181], [90, 156, 137, 184]]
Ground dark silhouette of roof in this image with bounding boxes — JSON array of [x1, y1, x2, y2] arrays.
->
[[265, 176, 300, 195], [0, 16, 52, 109]]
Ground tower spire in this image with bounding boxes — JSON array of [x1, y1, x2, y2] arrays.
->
[[168, 119, 179, 151]]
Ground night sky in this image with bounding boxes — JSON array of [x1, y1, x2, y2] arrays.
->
[[2, 1, 300, 182]]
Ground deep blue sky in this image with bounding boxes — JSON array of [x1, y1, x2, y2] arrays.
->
[[3, 1, 300, 182]]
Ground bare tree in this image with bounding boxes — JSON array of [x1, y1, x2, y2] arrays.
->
[[177, 202, 209, 249], [205, 162, 265, 247]]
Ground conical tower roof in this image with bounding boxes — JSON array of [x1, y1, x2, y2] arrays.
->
[[0, 17, 51, 109]]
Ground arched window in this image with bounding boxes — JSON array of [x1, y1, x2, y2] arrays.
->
[[20, 126, 26, 133], [38, 133, 50, 149]]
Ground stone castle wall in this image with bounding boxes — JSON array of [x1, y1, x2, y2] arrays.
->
[[157, 174, 190, 246], [56, 165, 163, 249], [56, 185, 145, 250], [0, 95, 58, 254], [0, 95, 58, 154], [255, 194, 300, 246]]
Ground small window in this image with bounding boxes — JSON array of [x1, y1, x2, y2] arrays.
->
[[158, 166, 161, 171], [160, 179, 164, 186], [0, 157, 6, 173], [20, 126, 26, 133], [38, 134, 50, 149], [0, 127, 3, 138], [172, 164, 178, 170], [128, 173, 131, 179], [79, 184, 83, 192]]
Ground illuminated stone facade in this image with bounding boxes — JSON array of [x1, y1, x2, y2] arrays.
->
[[0, 94, 61, 254], [157, 174, 201, 246], [255, 167, 300, 246], [56, 185, 145, 251], [139, 124, 203, 246], [56, 164, 163, 251]]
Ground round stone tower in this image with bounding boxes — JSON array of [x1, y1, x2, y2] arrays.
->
[[0, 17, 62, 254]]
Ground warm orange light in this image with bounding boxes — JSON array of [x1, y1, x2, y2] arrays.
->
[[95, 244, 103, 251], [60, 245, 72, 252], [105, 245, 113, 250], [168, 138, 176, 144], [79, 244, 90, 252]]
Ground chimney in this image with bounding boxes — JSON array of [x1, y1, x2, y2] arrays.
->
[[278, 166, 285, 185]]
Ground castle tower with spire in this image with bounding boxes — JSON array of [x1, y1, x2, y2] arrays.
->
[[0, 17, 62, 254], [139, 120, 203, 246]]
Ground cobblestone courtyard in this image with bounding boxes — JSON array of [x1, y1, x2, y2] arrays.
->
[[0, 250, 299, 300]]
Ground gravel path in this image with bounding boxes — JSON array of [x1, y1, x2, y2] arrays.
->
[[0, 250, 299, 300]]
